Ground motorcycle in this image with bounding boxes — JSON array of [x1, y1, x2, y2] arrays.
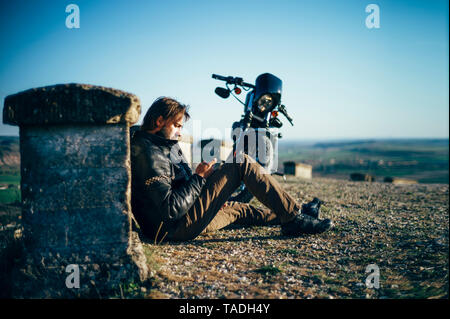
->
[[211, 73, 294, 203]]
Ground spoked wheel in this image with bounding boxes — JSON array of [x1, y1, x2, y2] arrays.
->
[[228, 130, 276, 204]]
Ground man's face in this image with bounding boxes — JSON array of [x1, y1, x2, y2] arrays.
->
[[159, 114, 184, 140]]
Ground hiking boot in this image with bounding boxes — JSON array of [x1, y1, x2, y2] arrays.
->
[[281, 213, 333, 236], [301, 197, 322, 219]]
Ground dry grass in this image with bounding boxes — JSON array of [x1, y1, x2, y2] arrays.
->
[[0, 177, 447, 299], [144, 176, 449, 299]]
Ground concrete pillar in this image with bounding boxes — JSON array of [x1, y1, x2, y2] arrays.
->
[[3, 83, 149, 298]]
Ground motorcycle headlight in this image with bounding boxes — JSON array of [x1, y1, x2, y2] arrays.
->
[[257, 94, 273, 112]]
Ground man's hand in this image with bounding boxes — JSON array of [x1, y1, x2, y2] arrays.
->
[[195, 158, 217, 179]]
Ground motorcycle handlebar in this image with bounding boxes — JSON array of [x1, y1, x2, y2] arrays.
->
[[211, 74, 229, 81], [212, 74, 255, 89]]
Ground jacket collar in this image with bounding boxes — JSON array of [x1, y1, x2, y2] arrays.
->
[[135, 129, 179, 147]]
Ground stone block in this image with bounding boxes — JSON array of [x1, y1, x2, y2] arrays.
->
[[3, 83, 149, 298]]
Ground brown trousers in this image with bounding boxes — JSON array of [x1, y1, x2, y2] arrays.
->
[[167, 154, 301, 241]]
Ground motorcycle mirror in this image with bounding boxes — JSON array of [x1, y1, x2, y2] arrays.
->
[[215, 87, 230, 99]]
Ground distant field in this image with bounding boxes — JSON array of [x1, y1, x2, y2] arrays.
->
[[0, 175, 20, 184], [0, 174, 20, 204], [277, 138, 449, 184], [0, 136, 20, 204], [0, 137, 448, 205], [0, 188, 20, 205]]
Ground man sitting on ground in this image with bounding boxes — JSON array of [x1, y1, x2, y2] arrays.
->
[[130, 97, 333, 242]]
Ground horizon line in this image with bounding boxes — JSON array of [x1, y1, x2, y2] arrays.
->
[[0, 134, 449, 141]]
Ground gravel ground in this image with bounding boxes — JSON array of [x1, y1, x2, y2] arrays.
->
[[143, 176, 449, 299], [1, 177, 448, 299]]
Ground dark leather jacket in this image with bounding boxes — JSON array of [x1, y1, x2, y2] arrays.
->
[[130, 130, 206, 239]]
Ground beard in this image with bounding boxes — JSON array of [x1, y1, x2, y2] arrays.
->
[[157, 126, 175, 140]]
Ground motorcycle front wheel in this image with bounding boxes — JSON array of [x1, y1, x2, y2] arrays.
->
[[228, 130, 276, 204], [228, 183, 254, 203]]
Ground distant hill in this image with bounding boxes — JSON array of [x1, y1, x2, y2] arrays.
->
[[312, 138, 448, 149], [0, 137, 20, 171], [1, 136, 449, 184], [278, 138, 449, 184]]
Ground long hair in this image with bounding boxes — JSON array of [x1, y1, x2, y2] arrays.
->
[[141, 97, 190, 131]]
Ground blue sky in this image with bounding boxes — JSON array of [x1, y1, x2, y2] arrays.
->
[[0, 0, 448, 140]]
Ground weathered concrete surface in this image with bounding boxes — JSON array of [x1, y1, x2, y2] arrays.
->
[[3, 84, 149, 298], [3, 83, 140, 125]]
